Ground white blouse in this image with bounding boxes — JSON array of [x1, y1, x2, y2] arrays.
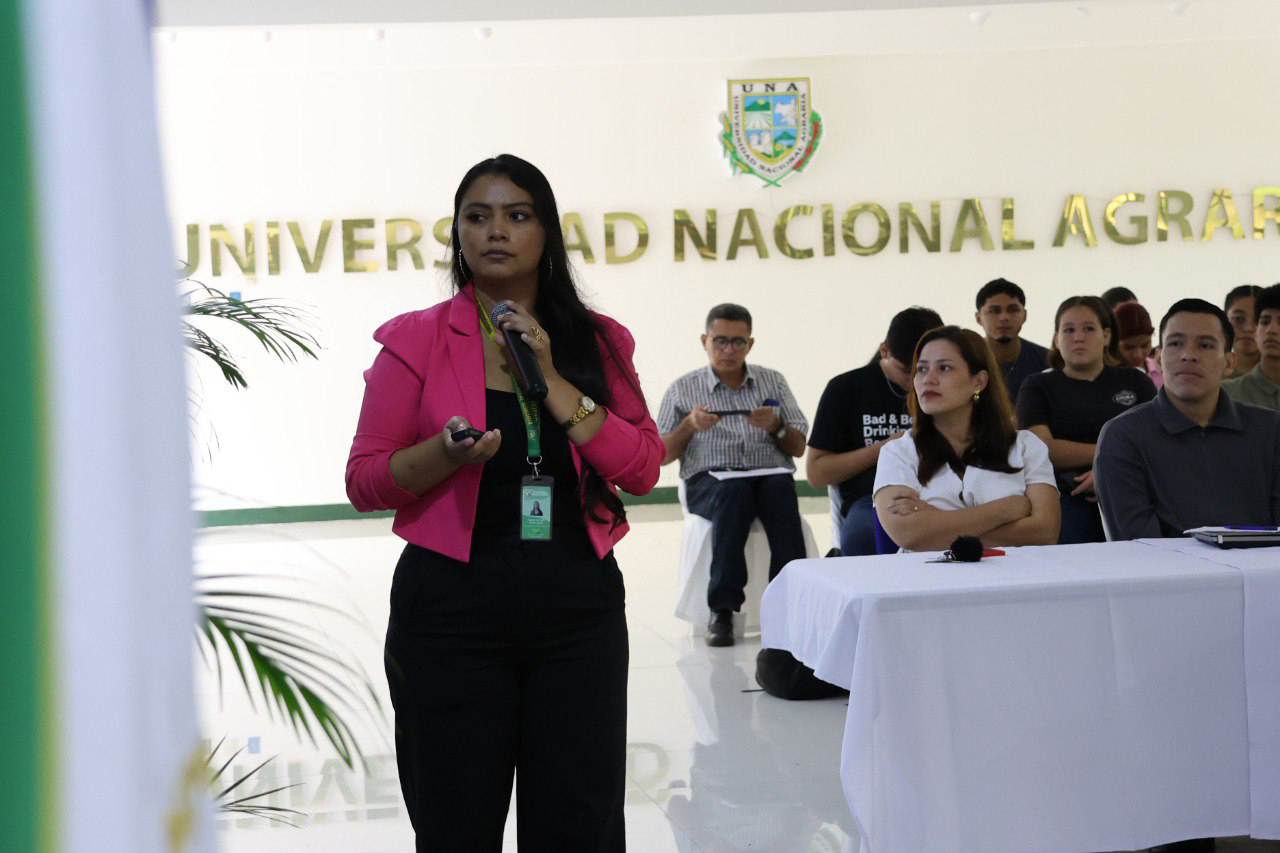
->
[[873, 429, 1057, 511]]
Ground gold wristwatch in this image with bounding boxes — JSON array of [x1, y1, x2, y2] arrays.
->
[[562, 395, 597, 429]]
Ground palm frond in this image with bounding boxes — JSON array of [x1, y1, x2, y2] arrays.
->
[[205, 739, 303, 827], [179, 280, 320, 389], [195, 578, 383, 770]]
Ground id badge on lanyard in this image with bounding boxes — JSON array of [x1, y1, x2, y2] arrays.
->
[[478, 300, 553, 541]]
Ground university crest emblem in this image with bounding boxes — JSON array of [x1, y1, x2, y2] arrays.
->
[[719, 78, 823, 187]]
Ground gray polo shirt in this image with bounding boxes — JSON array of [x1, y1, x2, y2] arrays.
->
[[1223, 363, 1280, 411], [1094, 388, 1280, 540], [657, 363, 808, 480]]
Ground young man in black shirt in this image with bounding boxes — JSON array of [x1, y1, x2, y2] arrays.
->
[[807, 306, 943, 556], [974, 278, 1049, 403]]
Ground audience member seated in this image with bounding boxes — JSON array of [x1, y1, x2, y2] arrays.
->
[[1223, 283, 1263, 379], [872, 326, 1060, 551], [973, 277, 1048, 403], [1016, 296, 1156, 544], [1100, 286, 1138, 311], [657, 303, 809, 647], [1114, 301, 1162, 388], [1096, 298, 1280, 539], [806, 307, 942, 556], [1223, 282, 1280, 411]]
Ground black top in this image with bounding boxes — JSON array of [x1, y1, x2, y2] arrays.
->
[[474, 389, 583, 540], [1016, 365, 1157, 454], [999, 338, 1050, 403], [1095, 390, 1280, 539], [809, 361, 912, 514]]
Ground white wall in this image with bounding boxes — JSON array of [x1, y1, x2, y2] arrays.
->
[[154, 3, 1280, 510]]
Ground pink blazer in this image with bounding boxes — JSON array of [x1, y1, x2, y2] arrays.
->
[[345, 285, 663, 562]]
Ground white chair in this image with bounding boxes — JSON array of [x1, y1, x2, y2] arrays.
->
[[828, 485, 843, 551], [674, 477, 819, 638]]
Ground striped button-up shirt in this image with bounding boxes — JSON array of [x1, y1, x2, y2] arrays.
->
[[657, 364, 809, 480]]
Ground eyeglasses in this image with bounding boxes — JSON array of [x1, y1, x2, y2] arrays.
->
[[711, 336, 749, 351]]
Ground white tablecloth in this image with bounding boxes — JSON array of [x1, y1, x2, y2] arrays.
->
[[760, 539, 1280, 853]]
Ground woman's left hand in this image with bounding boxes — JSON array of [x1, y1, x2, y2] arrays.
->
[[887, 496, 935, 517], [492, 301, 559, 383]]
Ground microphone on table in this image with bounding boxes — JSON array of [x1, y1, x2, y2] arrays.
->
[[490, 300, 549, 401], [949, 535, 984, 562], [927, 535, 999, 563]]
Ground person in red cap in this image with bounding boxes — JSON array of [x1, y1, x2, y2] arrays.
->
[[1114, 301, 1163, 389]]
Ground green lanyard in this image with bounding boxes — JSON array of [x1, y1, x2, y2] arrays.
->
[[477, 302, 542, 470]]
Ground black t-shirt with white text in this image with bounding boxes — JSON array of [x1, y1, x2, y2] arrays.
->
[[809, 361, 912, 514], [1016, 364, 1157, 453]]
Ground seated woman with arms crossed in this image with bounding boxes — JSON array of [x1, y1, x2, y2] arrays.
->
[[873, 326, 1061, 551]]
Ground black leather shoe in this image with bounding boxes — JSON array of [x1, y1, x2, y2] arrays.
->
[[706, 610, 734, 647]]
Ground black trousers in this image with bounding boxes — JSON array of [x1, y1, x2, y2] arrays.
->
[[685, 471, 807, 613], [384, 530, 628, 852]]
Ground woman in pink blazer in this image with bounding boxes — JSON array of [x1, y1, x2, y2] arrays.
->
[[346, 155, 662, 852]]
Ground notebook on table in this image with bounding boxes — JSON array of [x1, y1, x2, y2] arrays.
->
[[1185, 526, 1280, 549]]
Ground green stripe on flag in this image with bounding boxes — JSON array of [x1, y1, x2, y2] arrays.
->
[[0, 0, 51, 849]]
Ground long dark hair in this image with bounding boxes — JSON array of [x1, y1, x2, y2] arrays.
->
[[1047, 295, 1120, 370], [907, 326, 1019, 484], [449, 154, 639, 531]]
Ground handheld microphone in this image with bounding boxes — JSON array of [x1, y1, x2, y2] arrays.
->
[[490, 301, 549, 400]]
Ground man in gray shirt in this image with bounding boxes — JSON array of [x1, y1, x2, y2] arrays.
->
[[1096, 298, 1280, 540], [658, 303, 809, 646]]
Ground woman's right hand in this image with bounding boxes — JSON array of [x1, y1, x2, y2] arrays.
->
[[990, 493, 1033, 524], [442, 416, 501, 464]]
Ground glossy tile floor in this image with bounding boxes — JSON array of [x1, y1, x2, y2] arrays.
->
[[197, 502, 1280, 853], [198, 499, 857, 852]]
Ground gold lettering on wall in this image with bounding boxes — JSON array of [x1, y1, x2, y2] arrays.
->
[[1157, 191, 1194, 242], [342, 219, 377, 273], [1103, 193, 1147, 245], [899, 202, 940, 254], [181, 224, 200, 277], [1254, 188, 1280, 239], [210, 223, 256, 276], [180, 187, 1276, 280], [674, 209, 717, 261], [1052, 195, 1098, 248], [288, 220, 333, 273], [562, 213, 596, 264], [727, 208, 768, 260], [266, 221, 281, 275], [773, 205, 814, 259], [842, 203, 890, 256], [603, 212, 649, 264], [432, 217, 453, 270], [950, 199, 994, 252], [1000, 198, 1034, 251], [385, 218, 425, 271], [1201, 189, 1245, 241]]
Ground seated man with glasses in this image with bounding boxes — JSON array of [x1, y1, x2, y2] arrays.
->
[[657, 303, 809, 646]]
